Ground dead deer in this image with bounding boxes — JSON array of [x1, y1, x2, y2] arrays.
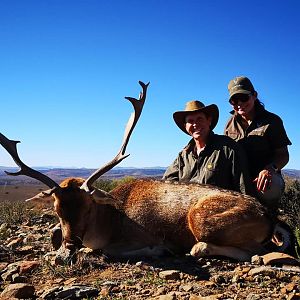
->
[[0, 81, 291, 264]]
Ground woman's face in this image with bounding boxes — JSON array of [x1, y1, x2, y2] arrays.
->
[[185, 111, 212, 141], [230, 93, 256, 117]]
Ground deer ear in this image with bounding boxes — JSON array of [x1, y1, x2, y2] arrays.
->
[[25, 188, 56, 202], [91, 188, 122, 206]]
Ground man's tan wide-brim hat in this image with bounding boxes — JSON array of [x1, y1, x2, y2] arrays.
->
[[173, 100, 219, 135]]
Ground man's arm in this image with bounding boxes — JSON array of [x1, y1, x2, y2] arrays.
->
[[163, 157, 180, 181]]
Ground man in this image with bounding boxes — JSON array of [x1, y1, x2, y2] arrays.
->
[[163, 100, 254, 195]]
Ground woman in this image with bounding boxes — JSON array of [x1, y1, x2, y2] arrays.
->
[[224, 76, 292, 209]]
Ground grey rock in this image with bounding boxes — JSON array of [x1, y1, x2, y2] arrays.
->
[[41, 285, 99, 299], [11, 273, 28, 283], [1, 263, 20, 282]]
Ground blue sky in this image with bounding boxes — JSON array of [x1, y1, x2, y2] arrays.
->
[[1, 0, 299, 170]]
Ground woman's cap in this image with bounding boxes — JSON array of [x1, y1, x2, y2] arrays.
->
[[228, 76, 255, 99]]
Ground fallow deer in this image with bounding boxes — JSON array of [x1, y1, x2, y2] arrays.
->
[[0, 81, 290, 264]]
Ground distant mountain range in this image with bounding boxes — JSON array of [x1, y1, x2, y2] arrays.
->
[[0, 166, 299, 185], [282, 169, 300, 179], [0, 166, 166, 185]]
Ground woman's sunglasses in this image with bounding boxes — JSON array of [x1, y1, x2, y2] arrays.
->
[[229, 94, 251, 105]]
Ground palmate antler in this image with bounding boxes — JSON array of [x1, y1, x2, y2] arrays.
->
[[81, 81, 149, 192], [0, 81, 149, 194]]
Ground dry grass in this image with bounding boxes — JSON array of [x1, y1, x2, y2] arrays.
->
[[0, 200, 38, 226]]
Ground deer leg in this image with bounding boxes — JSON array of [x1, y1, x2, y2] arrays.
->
[[121, 245, 172, 257], [190, 241, 252, 262], [103, 242, 173, 258], [51, 223, 62, 250]]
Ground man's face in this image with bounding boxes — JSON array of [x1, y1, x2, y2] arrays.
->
[[185, 111, 212, 141]]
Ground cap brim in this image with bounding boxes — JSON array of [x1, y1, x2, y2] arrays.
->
[[173, 104, 219, 135], [229, 89, 252, 99]]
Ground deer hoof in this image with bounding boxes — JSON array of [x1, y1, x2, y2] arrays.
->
[[190, 242, 211, 257], [51, 226, 62, 250]]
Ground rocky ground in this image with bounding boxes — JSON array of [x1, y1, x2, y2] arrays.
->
[[1, 208, 300, 300]]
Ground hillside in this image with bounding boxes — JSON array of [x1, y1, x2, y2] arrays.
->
[[283, 169, 300, 179], [0, 167, 166, 186], [1, 166, 299, 186]]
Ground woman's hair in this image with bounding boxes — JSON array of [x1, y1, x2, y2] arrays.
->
[[252, 91, 265, 108], [254, 98, 265, 108]]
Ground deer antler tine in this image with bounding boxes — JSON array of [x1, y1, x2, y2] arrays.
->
[[81, 81, 149, 192], [0, 132, 59, 189], [121, 81, 149, 155]]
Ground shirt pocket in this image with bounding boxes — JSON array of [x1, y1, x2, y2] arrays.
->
[[205, 162, 217, 173], [203, 159, 221, 183], [248, 125, 269, 136]]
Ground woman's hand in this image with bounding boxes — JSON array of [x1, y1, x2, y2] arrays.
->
[[253, 168, 274, 193]]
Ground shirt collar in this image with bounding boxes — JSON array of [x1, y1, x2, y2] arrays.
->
[[184, 131, 215, 153]]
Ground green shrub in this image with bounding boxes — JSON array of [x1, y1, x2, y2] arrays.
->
[[94, 176, 136, 192], [280, 178, 300, 256], [280, 178, 300, 229], [112, 176, 136, 188], [294, 227, 300, 258], [94, 179, 117, 192]]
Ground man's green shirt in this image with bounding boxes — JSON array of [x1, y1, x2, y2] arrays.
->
[[163, 133, 254, 195]]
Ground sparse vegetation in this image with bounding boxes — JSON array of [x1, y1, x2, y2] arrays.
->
[[280, 177, 300, 228], [280, 177, 300, 255], [94, 176, 136, 192], [0, 200, 35, 225]]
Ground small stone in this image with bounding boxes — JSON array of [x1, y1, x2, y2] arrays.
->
[[287, 293, 300, 300], [261, 252, 300, 266], [211, 274, 226, 284], [155, 293, 176, 300], [7, 238, 22, 248], [11, 273, 28, 283], [19, 260, 40, 275], [159, 270, 180, 280], [17, 245, 34, 255], [180, 283, 193, 292], [1, 263, 20, 282], [189, 294, 223, 299], [248, 266, 276, 277], [64, 277, 77, 285], [232, 274, 241, 283], [251, 255, 263, 265], [0, 223, 8, 232], [153, 286, 166, 296], [100, 287, 109, 297], [245, 293, 261, 300], [281, 282, 297, 294], [0, 262, 9, 272]]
